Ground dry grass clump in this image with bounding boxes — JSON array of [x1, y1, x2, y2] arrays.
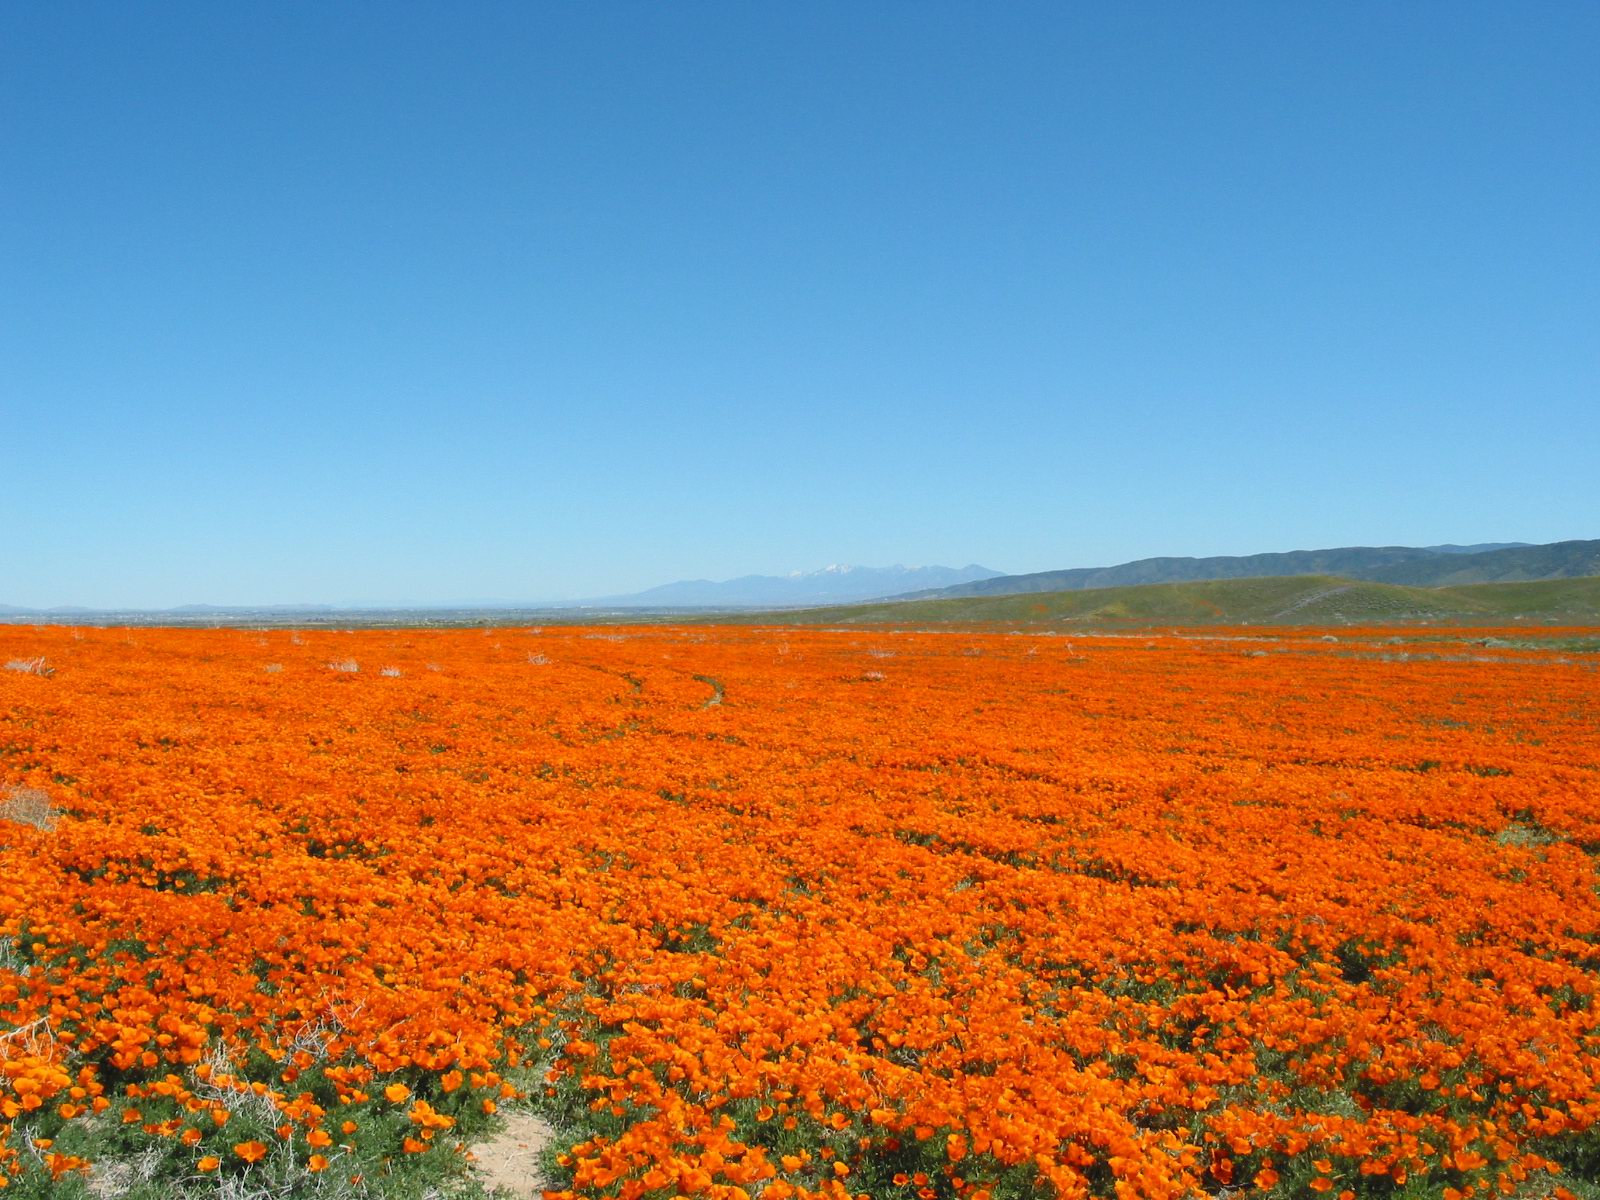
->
[[1496, 819, 1566, 848], [0, 784, 57, 831], [3, 656, 53, 677], [327, 658, 359, 673]]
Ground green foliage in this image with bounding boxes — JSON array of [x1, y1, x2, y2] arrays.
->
[[723, 574, 1600, 629]]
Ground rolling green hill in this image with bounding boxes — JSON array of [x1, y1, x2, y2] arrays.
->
[[901, 539, 1600, 600], [729, 573, 1600, 627]]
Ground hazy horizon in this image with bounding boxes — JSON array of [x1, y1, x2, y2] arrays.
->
[[6, 539, 1595, 612]]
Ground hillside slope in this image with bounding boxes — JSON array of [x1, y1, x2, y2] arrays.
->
[[1365, 540, 1600, 585], [902, 539, 1600, 600], [733, 573, 1600, 627]]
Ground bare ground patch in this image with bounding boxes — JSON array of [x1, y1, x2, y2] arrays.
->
[[471, 1110, 555, 1198]]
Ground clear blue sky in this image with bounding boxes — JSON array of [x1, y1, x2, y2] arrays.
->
[[5, 3, 1596, 607]]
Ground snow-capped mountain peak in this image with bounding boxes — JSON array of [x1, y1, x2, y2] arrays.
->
[[603, 564, 1005, 608]]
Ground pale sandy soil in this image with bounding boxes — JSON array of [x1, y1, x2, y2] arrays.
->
[[471, 1111, 555, 1198]]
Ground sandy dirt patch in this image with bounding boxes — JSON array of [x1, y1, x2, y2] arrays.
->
[[471, 1111, 556, 1198]]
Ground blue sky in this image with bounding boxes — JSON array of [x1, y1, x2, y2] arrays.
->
[[5, 3, 1596, 607]]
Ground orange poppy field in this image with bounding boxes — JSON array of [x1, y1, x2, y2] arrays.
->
[[2, 623, 1599, 1200]]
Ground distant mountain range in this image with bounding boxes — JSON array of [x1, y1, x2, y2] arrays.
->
[[584, 564, 1005, 608], [894, 540, 1599, 601]]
